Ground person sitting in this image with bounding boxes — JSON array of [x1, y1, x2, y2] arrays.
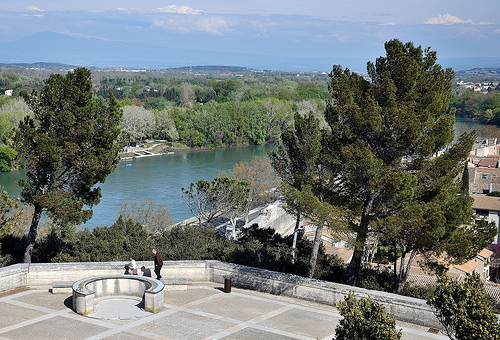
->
[[129, 257, 138, 275], [141, 266, 152, 277]]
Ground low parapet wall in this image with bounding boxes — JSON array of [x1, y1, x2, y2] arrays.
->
[[0, 264, 28, 292], [0, 260, 441, 329], [208, 261, 441, 329]]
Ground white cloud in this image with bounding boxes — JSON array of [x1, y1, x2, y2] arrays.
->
[[156, 5, 202, 15], [154, 18, 190, 33], [154, 15, 230, 35], [25, 6, 44, 12], [198, 18, 229, 35], [22, 5, 44, 17], [333, 33, 351, 42], [424, 14, 473, 25]]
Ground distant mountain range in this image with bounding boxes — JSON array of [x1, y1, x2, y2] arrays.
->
[[0, 62, 286, 77], [0, 62, 78, 70], [0, 32, 346, 72], [2, 62, 499, 82], [0, 32, 499, 74]]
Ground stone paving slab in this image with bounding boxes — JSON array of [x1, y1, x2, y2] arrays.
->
[[190, 293, 287, 322], [88, 298, 152, 320], [0, 301, 48, 329], [12, 291, 70, 311], [0, 283, 447, 340]]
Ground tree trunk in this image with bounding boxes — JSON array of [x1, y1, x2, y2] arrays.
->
[[291, 212, 300, 264], [346, 193, 375, 286], [23, 204, 43, 263], [230, 215, 237, 239], [308, 223, 323, 278], [393, 242, 398, 291], [346, 219, 369, 286], [397, 249, 417, 292]]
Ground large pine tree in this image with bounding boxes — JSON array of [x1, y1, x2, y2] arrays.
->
[[16, 68, 122, 263], [323, 39, 476, 286]]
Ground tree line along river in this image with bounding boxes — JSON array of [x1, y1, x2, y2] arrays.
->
[[0, 117, 483, 230]]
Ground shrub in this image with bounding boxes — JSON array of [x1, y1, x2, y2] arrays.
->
[[334, 293, 402, 340], [428, 274, 500, 340]]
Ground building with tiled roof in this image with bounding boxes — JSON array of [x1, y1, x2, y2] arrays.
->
[[404, 248, 493, 290], [469, 167, 500, 194], [471, 138, 499, 156], [450, 259, 484, 278], [478, 248, 494, 261], [471, 194, 500, 243], [478, 158, 499, 168], [468, 138, 500, 194]]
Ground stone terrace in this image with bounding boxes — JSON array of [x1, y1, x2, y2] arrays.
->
[[0, 261, 448, 339], [0, 282, 447, 340]]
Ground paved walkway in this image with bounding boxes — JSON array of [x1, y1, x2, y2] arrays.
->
[[0, 282, 446, 340]]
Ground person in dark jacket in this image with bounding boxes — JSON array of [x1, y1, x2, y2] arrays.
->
[[152, 249, 163, 280]]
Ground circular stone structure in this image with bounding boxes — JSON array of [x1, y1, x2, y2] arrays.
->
[[72, 274, 164, 316]]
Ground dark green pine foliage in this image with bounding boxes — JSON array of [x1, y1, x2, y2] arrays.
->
[[0, 187, 18, 239], [269, 112, 324, 273], [16, 68, 122, 263], [52, 216, 151, 263], [322, 39, 476, 286]]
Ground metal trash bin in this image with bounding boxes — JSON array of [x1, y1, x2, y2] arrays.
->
[[224, 277, 232, 293]]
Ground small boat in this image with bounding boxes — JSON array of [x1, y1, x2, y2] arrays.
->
[[125, 164, 133, 167]]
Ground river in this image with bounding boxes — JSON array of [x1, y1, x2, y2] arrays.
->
[[0, 117, 486, 229], [0, 144, 274, 229]]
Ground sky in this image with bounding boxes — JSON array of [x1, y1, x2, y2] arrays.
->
[[0, 1, 499, 72]]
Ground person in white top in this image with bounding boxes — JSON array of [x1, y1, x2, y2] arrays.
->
[[129, 257, 138, 275]]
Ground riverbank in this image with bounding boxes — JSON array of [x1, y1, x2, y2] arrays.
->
[[119, 141, 274, 161], [120, 142, 186, 160]]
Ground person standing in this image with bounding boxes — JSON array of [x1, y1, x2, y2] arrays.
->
[[152, 249, 163, 280]]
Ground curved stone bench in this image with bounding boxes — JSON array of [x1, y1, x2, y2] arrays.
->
[[72, 274, 164, 316]]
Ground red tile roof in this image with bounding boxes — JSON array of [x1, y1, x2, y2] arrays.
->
[[478, 248, 493, 259], [472, 195, 500, 211], [453, 259, 482, 274], [478, 158, 498, 167]]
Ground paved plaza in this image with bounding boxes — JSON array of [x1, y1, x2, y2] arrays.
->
[[0, 282, 446, 340]]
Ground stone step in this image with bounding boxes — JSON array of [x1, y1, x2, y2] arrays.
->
[[161, 278, 188, 291], [50, 281, 74, 294]]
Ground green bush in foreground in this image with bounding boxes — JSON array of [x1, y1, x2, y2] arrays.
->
[[334, 293, 402, 340], [428, 274, 500, 340]]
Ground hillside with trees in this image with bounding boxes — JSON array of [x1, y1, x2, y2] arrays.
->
[[0, 65, 330, 169]]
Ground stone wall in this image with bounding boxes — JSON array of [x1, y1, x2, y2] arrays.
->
[[208, 261, 442, 329], [0, 264, 28, 292], [0, 260, 441, 329]]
